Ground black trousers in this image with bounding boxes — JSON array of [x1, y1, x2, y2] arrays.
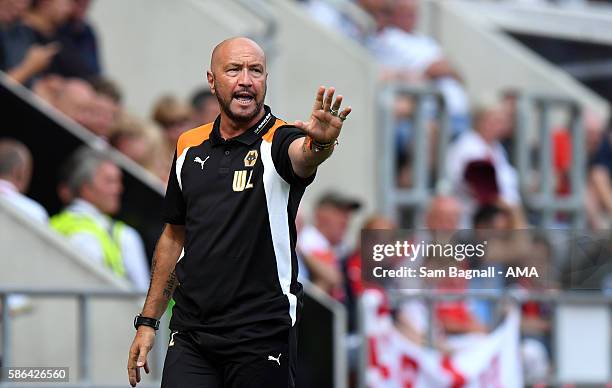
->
[[161, 326, 298, 388]]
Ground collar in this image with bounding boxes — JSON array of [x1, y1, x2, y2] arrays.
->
[[209, 105, 276, 147], [0, 179, 18, 194], [68, 198, 108, 223]]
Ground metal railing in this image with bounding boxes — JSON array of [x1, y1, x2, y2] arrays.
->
[[356, 289, 612, 388], [514, 94, 586, 228], [0, 288, 164, 388], [378, 84, 451, 226], [0, 281, 348, 388]]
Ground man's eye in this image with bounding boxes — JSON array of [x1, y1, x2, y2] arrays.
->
[[227, 69, 239, 74]]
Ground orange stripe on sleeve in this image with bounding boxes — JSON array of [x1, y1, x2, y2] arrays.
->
[[262, 119, 289, 143], [176, 123, 214, 158]]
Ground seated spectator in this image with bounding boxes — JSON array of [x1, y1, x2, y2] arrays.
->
[[110, 112, 168, 182], [298, 191, 361, 299], [0, 0, 59, 85], [447, 103, 521, 226], [367, 0, 470, 135], [90, 76, 122, 105], [152, 95, 194, 171], [21, 0, 99, 78], [40, 77, 118, 138], [50, 147, 149, 290], [0, 138, 47, 315], [190, 87, 220, 126], [0, 138, 48, 223], [57, 0, 101, 77]]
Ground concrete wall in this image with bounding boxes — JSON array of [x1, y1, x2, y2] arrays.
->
[[0, 199, 165, 385]]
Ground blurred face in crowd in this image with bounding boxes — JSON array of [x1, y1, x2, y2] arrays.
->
[[36, 0, 73, 26], [0, 0, 31, 24], [207, 38, 267, 125], [475, 107, 508, 144], [81, 160, 123, 215], [194, 95, 221, 125], [162, 113, 192, 146], [315, 204, 352, 246], [359, 0, 393, 31], [392, 0, 418, 33], [425, 196, 462, 231], [70, 0, 90, 21], [0, 140, 32, 193]]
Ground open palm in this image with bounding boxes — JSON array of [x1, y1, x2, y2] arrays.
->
[[293, 86, 352, 144]]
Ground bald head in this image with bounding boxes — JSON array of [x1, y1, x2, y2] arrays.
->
[[425, 195, 463, 231], [207, 37, 268, 126], [210, 37, 266, 74], [0, 139, 33, 193]]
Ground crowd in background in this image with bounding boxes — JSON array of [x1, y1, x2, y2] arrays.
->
[[2, 0, 612, 385], [0, 0, 220, 184]]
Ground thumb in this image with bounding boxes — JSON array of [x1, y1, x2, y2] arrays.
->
[[136, 346, 149, 367], [293, 120, 305, 130], [45, 42, 61, 54]]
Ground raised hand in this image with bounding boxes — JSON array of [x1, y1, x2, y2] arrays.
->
[[293, 86, 352, 144]]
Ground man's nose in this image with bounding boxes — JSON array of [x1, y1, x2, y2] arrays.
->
[[238, 68, 253, 87]]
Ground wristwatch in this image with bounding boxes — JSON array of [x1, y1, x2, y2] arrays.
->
[[134, 314, 160, 330]]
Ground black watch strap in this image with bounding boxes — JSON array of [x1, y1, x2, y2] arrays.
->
[[134, 314, 160, 330]]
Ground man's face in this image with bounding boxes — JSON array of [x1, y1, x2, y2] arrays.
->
[[477, 108, 508, 143], [317, 204, 351, 246], [82, 161, 123, 215], [393, 0, 418, 33], [195, 96, 221, 125], [207, 39, 267, 124], [47, 0, 74, 26]]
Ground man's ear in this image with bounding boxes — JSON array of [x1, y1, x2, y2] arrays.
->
[[207, 70, 215, 94]]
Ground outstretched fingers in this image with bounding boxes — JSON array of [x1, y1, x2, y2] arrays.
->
[[331, 94, 343, 115], [322, 87, 335, 112], [339, 106, 352, 121], [312, 86, 325, 112]]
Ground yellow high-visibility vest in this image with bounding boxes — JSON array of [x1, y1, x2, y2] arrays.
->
[[51, 211, 126, 278]]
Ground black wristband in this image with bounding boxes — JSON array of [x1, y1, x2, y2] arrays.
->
[[134, 314, 160, 330]]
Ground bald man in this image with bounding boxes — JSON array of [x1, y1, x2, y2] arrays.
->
[[0, 139, 48, 223], [128, 37, 351, 388]]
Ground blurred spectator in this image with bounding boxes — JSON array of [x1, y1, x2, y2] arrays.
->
[[0, 138, 47, 315], [0, 0, 59, 85], [57, 0, 101, 77], [190, 87, 220, 126], [344, 215, 396, 330], [297, 191, 361, 298], [0, 138, 48, 223], [447, 103, 521, 226], [90, 76, 122, 104], [152, 94, 194, 169], [423, 196, 488, 336], [587, 115, 612, 228], [33, 74, 119, 141], [42, 77, 118, 138], [109, 112, 168, 182], [21, 0, 98, 78], [367, 0, 470, 135], [50, 147, 149, 290]]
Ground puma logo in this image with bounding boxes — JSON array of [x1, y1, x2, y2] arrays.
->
[[194, 156, 209, 170], [169, 331, 179, 347], [267, 353, 281, 366]]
